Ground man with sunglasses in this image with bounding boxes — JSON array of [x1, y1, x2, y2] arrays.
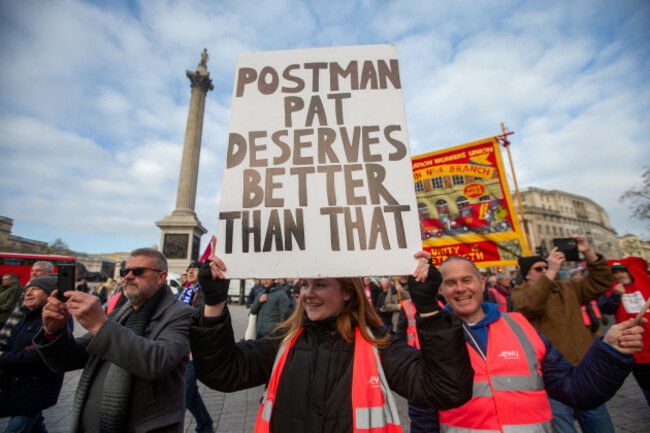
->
[[34, 248, 193, 433], [511, 235, 615, 433]]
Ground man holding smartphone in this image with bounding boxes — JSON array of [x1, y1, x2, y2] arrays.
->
[[511, 235, 614, 433], [34, 248, 193, 433]]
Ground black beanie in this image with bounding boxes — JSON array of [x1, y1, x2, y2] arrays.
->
[[518, 256, 547, 279], [25, 275, 58, 295]]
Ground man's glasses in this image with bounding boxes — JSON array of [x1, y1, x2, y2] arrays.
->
[[532, 266, 548, 273], [120, 267, 164, 277]]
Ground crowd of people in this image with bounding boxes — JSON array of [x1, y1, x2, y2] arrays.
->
[[0, 233, 648, 433]]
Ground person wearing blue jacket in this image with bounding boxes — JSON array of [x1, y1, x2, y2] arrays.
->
[[407, 256, 645, 433], [0, 275, 72, 433]]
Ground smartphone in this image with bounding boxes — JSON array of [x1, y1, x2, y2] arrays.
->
[[552, 238, 580, 261], [57, 264, 76, 301]]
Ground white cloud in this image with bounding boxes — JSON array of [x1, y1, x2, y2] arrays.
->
[[1, 0, 648, 255]]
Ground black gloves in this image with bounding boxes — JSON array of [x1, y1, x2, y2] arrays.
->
[[408, 259, 442, 314], [198, 260, 230, 306]]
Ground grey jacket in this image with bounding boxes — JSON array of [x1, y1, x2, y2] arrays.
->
[[250, 284, 289, 337], [35, 286, 192, 433]]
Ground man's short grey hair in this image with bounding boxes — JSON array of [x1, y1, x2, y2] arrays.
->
[[130, 248, 168, 272], [33, 261, 54, 273], [496, 272, 510, 281], [439, 256, 482, 281]]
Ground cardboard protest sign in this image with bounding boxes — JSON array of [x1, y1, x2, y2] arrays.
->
[[412, 137, 531, 267], [216, 45, 421, 278]]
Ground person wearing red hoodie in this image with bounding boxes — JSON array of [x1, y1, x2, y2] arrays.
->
[[601, 257, 650, 406]]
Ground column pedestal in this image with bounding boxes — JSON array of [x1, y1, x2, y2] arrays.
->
[[156, 213, 207, 275]]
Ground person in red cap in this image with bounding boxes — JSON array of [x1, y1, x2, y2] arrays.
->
[[600, 257, 650, 406]]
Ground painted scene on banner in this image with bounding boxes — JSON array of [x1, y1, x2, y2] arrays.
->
[[216, 44, 422, 278], [412, 137, 531, 267]]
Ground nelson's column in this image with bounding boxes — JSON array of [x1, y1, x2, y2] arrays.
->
[[156, 48, 214, 274]]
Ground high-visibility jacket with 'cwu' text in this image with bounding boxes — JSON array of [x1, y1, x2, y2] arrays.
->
[[255, 327, 402, 433], [439, 312, 553, 433]]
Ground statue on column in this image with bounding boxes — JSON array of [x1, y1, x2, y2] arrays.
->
[[198, 48, 209, 73]]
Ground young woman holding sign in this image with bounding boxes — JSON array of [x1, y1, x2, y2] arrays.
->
[[189, 237, 473, 432]]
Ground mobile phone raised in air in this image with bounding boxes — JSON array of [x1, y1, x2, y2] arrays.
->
[[57, 264, 76, 301], [552, 238, 580, 261]]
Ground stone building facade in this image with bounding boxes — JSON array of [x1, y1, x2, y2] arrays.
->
[[0, 216, 50, 253], [618, 233, 650, 263], [515, 187, 621, 260]]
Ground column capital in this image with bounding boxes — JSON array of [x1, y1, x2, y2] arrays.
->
[[186, 70, 214, 94]]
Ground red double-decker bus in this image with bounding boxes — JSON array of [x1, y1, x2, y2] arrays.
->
[[0, 252, 76, 286]]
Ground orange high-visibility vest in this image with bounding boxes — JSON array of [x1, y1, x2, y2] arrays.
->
[[255, 327, 402, 433], [488, 288, 509, 312], [581, 300, 601, 326], [401, 299, 420, 349], [439, 313, 553, 433]]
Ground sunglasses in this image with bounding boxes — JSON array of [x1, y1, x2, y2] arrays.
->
[[120, 267, 164, 277], [532, 266, 548, 273]]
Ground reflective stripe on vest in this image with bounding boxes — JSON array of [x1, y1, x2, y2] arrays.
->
[[351, 327, 402, 432], [255, 327, 402, 433], [489, 288, 508, 312], [581, 300, 601, 326], [401, 299, 420, 349], [439, 313, 552, 433]]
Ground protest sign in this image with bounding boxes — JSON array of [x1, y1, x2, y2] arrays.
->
[[216, 45, 421, 278], [412, 137, 531, 267]]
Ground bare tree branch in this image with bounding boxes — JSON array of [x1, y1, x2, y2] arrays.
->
[[620, 168, 650, 223]]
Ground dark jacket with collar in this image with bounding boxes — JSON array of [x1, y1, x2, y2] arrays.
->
[[250, 284, 290, 337], [189, 306, 473, 433], [374, 290, 393, 325], [34, 286, 192, 433], [0, 306, 72, 416]]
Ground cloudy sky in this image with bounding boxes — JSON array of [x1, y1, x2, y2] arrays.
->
[[1, 0, 648, 255]]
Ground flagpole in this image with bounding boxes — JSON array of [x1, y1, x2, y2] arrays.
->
[[498, 123, 532, 252]]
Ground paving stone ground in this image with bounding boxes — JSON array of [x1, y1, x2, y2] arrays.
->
[[2, 304, 648, 432]]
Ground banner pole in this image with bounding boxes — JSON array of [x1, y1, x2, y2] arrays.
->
[[498, 123, 532, 252]]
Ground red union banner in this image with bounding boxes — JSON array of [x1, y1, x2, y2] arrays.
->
[[412, 137, 530, 267]]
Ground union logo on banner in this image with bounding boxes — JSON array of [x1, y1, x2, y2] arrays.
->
[[412, 136, 530, 267]]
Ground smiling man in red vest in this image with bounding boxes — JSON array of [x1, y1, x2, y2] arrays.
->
[[407, 255, 645, 433]]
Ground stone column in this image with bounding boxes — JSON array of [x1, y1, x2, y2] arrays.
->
[[174, 68, 213, 215], [156, 49, 213, 274]]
